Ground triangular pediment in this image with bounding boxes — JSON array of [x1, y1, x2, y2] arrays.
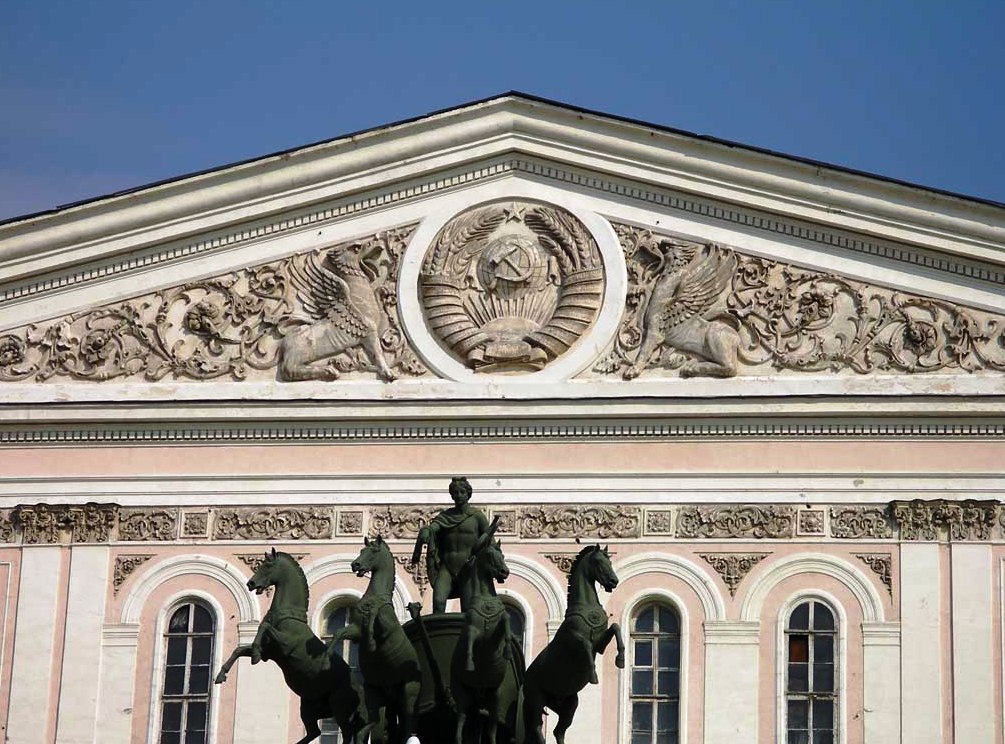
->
[[1, 93, 1003, 425]]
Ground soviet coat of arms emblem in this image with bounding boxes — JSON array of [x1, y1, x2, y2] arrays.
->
[[419, 201, 604, 372]]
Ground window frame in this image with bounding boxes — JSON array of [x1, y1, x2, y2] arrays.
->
[[776, 592, 846, 744], [498, 589, 533, 659], [148, 592, 223, 744], [314, 593, 363, 744], [619, 590, 688, 744]]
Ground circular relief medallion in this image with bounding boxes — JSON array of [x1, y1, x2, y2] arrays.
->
[[419, 200, 605, 373]]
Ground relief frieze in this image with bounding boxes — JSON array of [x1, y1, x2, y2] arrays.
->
[[676, 505, 795, 539], [598, 223, 1005, 379], [828, 507, 894, 539], [0, 226, 423, 383], [13, 503, 118, 544], [699, 553, 769, 596], [893, 499, 998, 541], [118, 508, 179, 541], [517, 505, 640, 539], [214, 507, 333, 541], [368, 506, 442, 539]]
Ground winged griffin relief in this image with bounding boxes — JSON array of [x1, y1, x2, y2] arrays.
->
[[0, 226, 425, 382], [597, 223, 1005, 378]]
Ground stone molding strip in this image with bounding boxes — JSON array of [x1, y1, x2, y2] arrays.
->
[[3, 157, 1002, 310], [4, 418, 1005, 446], [1, 499, 1001, 546]]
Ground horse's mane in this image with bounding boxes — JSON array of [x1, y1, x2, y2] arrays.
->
[[566, 544, 599, 604], [272, 551, 310, 604]]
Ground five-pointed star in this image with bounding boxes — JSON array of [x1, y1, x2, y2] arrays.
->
[[502, 204, 526, 223]]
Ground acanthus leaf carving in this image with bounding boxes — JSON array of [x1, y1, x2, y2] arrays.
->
[[113, 554, 153, 593], [12, 502, 118, 543], [0, 226, 424, 383], [892, 499, 998, 541], [676, 505, 794, 539], [213, 507, 333, 540], [600, 223, 1005, 378], [855, 553, 893, 596], [829, 507, 894, 539], [368, 506, 442, 539], [699, 553, 769, 596], [517, 505, 640, 539]]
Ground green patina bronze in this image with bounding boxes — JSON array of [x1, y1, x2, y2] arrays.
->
[[522, 544, 626, 744], [332, 536, 423, 744], [214, 547, 365, 744]]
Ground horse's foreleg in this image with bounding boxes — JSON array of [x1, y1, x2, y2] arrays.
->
[[328, 623, 362, 651], [365, 612, 379, 652], [464, 617, 482, 672], [214, 644, 253, 684], [250, 621, 275, 664], [568, 628, 599, 684], [401, 678, 422, 742], [521, 684, 547, 744], [294, 699, 323, 744], [498, 612, 513, 660], [593, 623, 626, 669]]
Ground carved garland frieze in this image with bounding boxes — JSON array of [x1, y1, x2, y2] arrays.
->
[[893, 499, 997, 541], [214, 507, 333, 540], [118, 508, 179, 541], [517, 506, 640, 539], [369, 506, 442, 539], [0, 226, 423, 383], [419, 201, 604, 373], [699, 553, 769, 596], [598, 223, 1005, 378], [113, 554, 153, 593], [13, 503, 119, 544], [828, 507, 894, 539], [676, 506, 795, 539]]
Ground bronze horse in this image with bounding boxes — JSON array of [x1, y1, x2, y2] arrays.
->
[[214, 548, 365, 744], [330, 536, 422, 744], [451, 536, 514, 744], [521, 544, 625, 744]]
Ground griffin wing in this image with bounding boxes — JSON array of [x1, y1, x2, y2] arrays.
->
[[287, 251, 368, 337], [659, 246, 736, 334]]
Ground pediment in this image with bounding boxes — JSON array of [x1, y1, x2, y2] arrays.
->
[[1, 94, 1004, 428]]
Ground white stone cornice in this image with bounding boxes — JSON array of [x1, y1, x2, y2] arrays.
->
[[861, 621, 902, 646], [100, 622, 141, 647], [703, 620, 761, 644]]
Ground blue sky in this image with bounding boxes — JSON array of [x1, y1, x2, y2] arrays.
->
[[1, 0, 1002, 220]]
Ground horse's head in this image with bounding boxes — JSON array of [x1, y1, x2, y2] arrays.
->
[[248, 547, 283, 595], [352, 535, 391, 577], [580, 544, 619, 593], [478, 539, 510, 584]]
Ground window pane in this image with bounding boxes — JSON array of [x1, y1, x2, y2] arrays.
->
[[658, 670, 678, 697], [161, 702, 182, 731], [164, 666, 185, 695], [789, 603, 810, 630], [788, 699, 808, 728], [812, 603, 834, 631], [187, 702, 208, 731], [789, 635, 809, 662], [658, 637, 679, 668], [634, 639, 653, 667], [191, 637, 212, 665], [788, 663, 808, 692], [812, 699, 834, 729], [326, 606, 350, 637], [815, 635, 834, 663], [632, 734, 650, 744], [166, 637, 187, 665], [812, 732, 834, 744], [169, 606, 190, 633], [632, 701, 653, 732], [635, 606, 654, 632], [161, 734, 181, 744], [659, 606, 679, 634], [656, 701, 678, 732], [632, 670, 653, 695], [813, 663, 834, 693], [788, 734, 809, 744], [189, 665, 211, 695], [184, 732, 206, 744], [191, 605, 213, 633]]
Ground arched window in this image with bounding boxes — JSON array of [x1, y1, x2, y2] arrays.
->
[[629, 602, 681, 744], [785, 600, 837, 744], [319, 600, 360, 744], [503, 600, 526, 654], [159, 602, 215, 744]]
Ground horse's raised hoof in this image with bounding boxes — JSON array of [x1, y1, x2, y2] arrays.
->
[[251, 649, 262, 664], [589, 667, 599, 685], [615, 652, 626, 668]]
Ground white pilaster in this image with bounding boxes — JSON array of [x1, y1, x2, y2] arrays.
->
[[703, 621, 759, 744], [96, 624, 141, 744], [55, 546, 110, 743], [232, 621, 290, 743], [861, 622, 901, 743], [900, 543, 942, 744], [7, 547, 62, 744], [951, 544, 994, 744]]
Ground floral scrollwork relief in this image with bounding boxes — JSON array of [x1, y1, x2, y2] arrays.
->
[[214, 508, 333, 540], [0, 510, 13, 543], [892, 499, 998, 541], [517, 506, 640, 539], [113, 554, 154, 593], [676, 506, 795, 539], [855, 553, 893, 596], [699, 553, 769, 597], [0, 226, 423, 383], [828, 507, 894, 539], [396, 554, 430, 593], [118, 508, 179, 541], [337, 511, 364, 536], [598, 223, 1005, 378], [368, 506, 442, 539], [12, 503, 118, 544]]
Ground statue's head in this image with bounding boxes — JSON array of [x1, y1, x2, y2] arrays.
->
[[578, 543, 619, 593], [352, 535, 390, 577], [248, 547, 283, 594], [449, 476, 473, 507]]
